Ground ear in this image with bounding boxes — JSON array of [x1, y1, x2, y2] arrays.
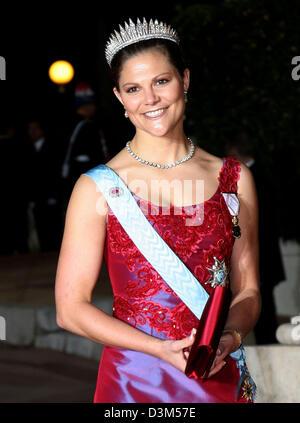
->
[[113, 87, 124, 106], [183, 68, 190, 92]]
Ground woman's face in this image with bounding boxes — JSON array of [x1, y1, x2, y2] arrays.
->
[[113, 49, 190, 138]]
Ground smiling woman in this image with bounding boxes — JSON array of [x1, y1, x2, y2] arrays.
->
[[55, 18, 261, 404]]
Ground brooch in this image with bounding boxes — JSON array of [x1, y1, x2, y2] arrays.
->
[[109, 186, 124, 197], [241, 375, 255, 402], [222, 193, 241, 239], [232, 216, 241, 239], [205, 256, 229, 288]]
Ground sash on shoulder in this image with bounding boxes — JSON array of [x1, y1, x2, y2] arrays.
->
[[84, 164, 241, 379], [84, 164, 209, 319]]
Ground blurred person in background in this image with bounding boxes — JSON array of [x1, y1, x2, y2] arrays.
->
[[225, 130, 285, 344], [0, 121, 29, 254], [60, 82, 110, 204], [26, 119, 62, 252]]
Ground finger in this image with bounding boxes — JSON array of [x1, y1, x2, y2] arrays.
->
[[189, 328, 197, 340], [213, 351, 228, 364], [210, 351, 224, 368], [180, 328, 197, 349], [207, 360, 226, 378], [210, 357, 219, 372], [219, 334, 238, 355], [208, 355, 218, 371], [215, 341, 232, 360], [207, 364, 224, 379], [183, 350, 189, 360]]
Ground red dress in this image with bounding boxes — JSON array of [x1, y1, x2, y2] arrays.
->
[[93, 157, 256, 403]]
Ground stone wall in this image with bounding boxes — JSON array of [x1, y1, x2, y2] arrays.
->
[[245, 345, 300, 403], [0, 298, 113, 361], [274, 240, 300, 317]]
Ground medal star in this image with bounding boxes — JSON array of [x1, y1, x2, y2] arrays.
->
[[205, 256, 229, 288], [241, 376, 254, 402]]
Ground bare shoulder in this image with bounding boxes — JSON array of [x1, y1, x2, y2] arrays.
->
[[67, 173, 108, 224], [68, 147, 130, 219], [73, 172, 104, 204], [202, 150, 257, 199], [236, 161, 257, 199], [64, 147, 129, 221]]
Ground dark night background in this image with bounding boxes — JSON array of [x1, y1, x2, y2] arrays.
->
[[0, 3, 182, 155]]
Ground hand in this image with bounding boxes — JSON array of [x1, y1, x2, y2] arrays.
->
[[206, 332, 239, 378], [159, 328, 197, 373]]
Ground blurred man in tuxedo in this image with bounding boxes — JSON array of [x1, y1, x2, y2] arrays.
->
[[0, 122, 29, 254], [60, 82, 109, 196], [26, 119, 62, 252]]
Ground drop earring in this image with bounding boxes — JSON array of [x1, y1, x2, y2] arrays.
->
[[184, 91, 188, 103], [124, 109, 129, 118]]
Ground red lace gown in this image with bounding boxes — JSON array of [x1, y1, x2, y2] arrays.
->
[[93, 157, 256, 403]]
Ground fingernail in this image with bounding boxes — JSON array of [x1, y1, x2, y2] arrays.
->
[[189, 328, 196, 339]]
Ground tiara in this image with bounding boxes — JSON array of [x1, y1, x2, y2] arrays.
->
[[105, 17, 180, 66]]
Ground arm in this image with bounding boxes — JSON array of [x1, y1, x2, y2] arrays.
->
[[55, 174, 195, 371], [207, 162, 261, 377], [224, 162, 261, 338]]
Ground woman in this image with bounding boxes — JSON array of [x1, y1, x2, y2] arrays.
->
[[55, 18, 261, 403]]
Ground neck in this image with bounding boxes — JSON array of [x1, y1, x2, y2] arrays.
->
[[129, 129, 191, 164]]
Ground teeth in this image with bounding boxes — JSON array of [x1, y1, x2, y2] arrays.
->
[[145, 108, 165, 117]]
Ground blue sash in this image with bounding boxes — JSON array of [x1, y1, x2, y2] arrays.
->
[[84, 164, 209, 320]]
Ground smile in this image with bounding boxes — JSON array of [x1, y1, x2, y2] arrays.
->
[[143, 108, 167, 119]]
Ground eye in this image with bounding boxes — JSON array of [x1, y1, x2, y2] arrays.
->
[[126, 86, 139, 93], [156, 78, 169, 85]]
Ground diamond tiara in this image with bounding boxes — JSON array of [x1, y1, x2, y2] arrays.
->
[[105, 17, 180, 66]]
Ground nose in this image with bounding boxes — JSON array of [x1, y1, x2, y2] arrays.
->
[[144, 86, 159, 105]]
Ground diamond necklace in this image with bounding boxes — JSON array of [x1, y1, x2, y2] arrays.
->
[[125, 137, 195, 168]]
